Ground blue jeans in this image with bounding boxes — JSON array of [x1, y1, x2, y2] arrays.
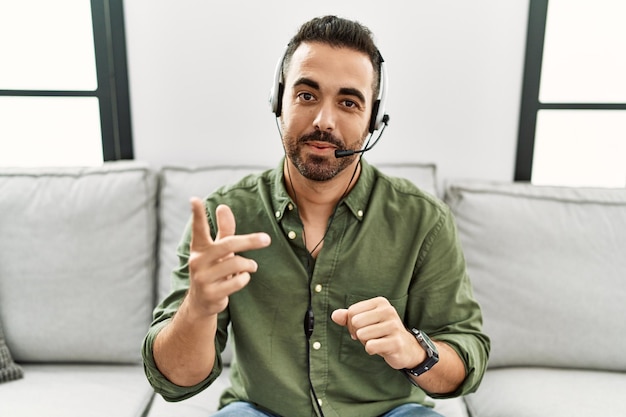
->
[[213, 401, 444, 417]]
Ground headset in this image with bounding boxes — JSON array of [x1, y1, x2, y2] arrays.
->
[[269, 45, 389, 134]]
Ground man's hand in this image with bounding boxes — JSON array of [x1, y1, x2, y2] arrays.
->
[[186, 197, 271, 317], [331, 296, 467, 394], [153, 198, 271, 387], [331, 297, 425, 371]]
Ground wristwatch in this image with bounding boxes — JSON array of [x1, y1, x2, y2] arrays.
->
[[404, 328, 439, 377]]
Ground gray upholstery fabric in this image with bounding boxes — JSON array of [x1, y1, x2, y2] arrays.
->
[[0, 364, 154, 417], [445, 181, 626, 371], [0, 321, 23, 383], [0, 162, 158, 363], [464, 367, 626, 417]]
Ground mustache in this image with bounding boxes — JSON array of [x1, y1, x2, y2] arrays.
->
[[298, 131, 345, 149]]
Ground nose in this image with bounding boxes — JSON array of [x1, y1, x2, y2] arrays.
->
[[312, 101, 336, 132]]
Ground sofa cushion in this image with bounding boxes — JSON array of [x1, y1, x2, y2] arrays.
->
[[0, 321, 23, 383], [464, 367, 626, 417], [0, 364, 154, 417], [445, 181, 626, 370], [0, 162, 158, 363]]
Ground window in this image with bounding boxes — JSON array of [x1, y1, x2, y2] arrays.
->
[[515, 0, 626, 187], [0, 0, 132, 167]]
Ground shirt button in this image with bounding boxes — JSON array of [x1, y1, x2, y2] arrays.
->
[[287, 230, 297, 240], [312, 341, 321, 350], [357, 209, 364, 218], [275, 210, 281, 218], [314, 284, 322, 293], [317, 399, 323, 407], [288, 203, 294, 211]]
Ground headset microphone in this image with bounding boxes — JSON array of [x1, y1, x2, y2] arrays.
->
[[334, 114, 390, 158], [334, 149, 361, 158]]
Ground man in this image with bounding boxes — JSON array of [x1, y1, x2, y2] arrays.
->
[[143, 15, 489, 417]]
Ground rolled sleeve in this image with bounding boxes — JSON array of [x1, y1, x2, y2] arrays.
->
[[411, 207, 491, 398], [141, 318, 224, 402]]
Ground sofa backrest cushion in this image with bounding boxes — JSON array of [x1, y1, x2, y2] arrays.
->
[[0, 162, 157, 363], [445, 180, 626, 371]]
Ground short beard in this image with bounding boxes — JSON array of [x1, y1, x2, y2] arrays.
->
[[285, 130, 357, 181]]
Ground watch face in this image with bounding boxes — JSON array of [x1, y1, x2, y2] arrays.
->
[[418, 332, 437, 356], [405, 328, 439, 376]]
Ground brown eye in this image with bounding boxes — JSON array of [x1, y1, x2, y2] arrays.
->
[[298, 92, 314, 101]]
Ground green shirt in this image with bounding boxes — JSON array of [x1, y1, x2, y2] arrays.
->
[[142, 159, 489, 417]]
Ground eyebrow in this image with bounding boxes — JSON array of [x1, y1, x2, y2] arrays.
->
[[293, 77, 320, 90], [338, 87, 366, 104], [293, 77, 367, 104]]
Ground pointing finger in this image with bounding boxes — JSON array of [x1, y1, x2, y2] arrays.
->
[[189, 198, 271, 260], [211, 233, 271, 259], [190, 197, 213, 250]]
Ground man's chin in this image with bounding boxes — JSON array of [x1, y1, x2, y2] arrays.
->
[[287, 149, 353, 181], [296, 160, 342, 182]]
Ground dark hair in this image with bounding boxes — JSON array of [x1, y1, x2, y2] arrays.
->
[[282, 15, 382, 98]]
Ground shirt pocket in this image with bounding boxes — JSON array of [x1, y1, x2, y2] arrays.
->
[[338, 293, 409, 374]]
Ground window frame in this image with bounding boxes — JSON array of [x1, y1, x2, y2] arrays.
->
[[515, 0, 626, 182], [0, 0, 133, 162]]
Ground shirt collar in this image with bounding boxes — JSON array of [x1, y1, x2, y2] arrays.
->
[[342, 158, 374, 222], [270, 158, 375, 223], [270, 159, 294, 222]]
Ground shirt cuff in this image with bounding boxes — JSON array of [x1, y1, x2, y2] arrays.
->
[[141, 319, 223, 402]]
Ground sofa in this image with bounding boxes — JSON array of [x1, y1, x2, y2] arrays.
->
[[0, 160, 624, 417]]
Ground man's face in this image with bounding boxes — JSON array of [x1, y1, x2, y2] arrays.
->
[[280, 42, 375, 182]]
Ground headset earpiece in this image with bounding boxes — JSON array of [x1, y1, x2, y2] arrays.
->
[[369, 57, 388, 133], [368, 100, 381, 133], [269, 46, 288, 117]]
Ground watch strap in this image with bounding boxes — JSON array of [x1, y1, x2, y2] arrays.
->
[[404, 328, 439, 377]]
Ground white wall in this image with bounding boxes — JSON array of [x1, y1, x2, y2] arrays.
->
[[124, 0, 529, 186]]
